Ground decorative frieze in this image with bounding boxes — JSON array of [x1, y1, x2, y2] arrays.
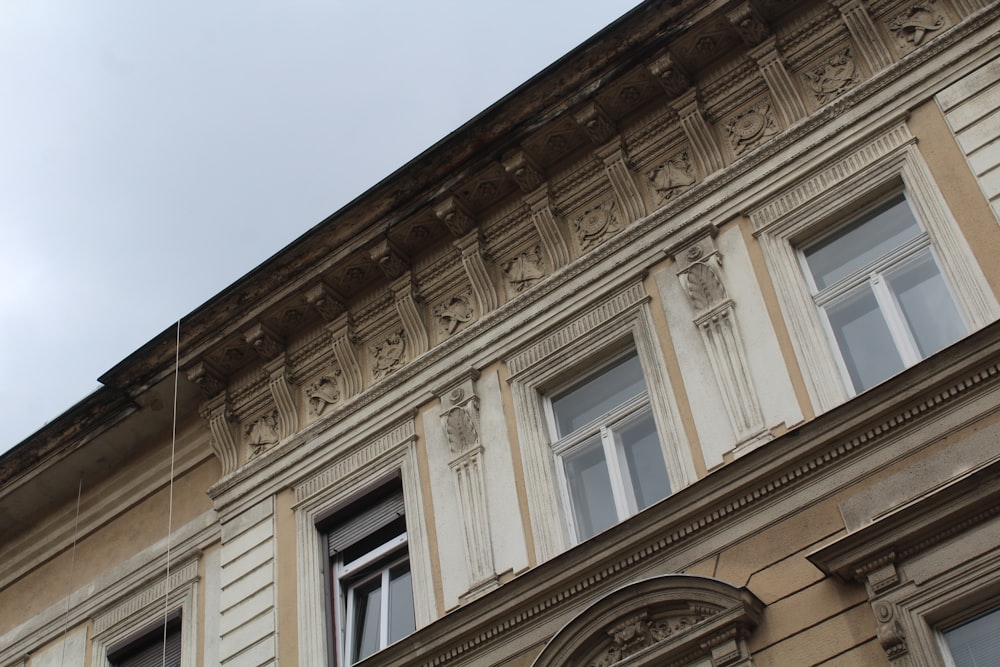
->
[[830, 0, 894, 72], [526, 187, 572, 269], [305, 369, 343, 417], [646, 149, 697, 208], [724, 97, 781, 157], [370, 329, 407, 381], [572, 199, 624, 252], [501, 244, 547, 296], [802, 47, 860, 103], [594, 140, 646, 224], [303, 282, 346, 322], [671, 90, 726, 176], [370, 238, 409, 280], [454, 231, 499, 315], [266, 357, 298, 439], [187, 360, 225, 397], [243, 323, 283, 361], [433, 291, 476, 337], [886, 0, 948, 53], [245, 409, 280, 459], [726, 1, 770, 47], [329, 315, 364, 397], [391, 274, 429, 357], [434, 195, 476, 238], [501, 149, 545, 193], [201, 393, 239, 476], [573, 101, 617, 145], [749, 38, 809, 126]]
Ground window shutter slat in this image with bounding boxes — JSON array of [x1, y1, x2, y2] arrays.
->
[[328, 491, 405, 556]]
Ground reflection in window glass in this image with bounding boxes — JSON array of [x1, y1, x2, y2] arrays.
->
[[564, 437, 617, 540], [552, 354, 646, 436], [616, 409, 671, 511], [888, 251, 964, 358], [826, 287, 904, 392], [944, 607, 1000, 667]]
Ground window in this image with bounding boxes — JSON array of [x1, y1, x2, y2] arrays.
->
[[328, 483, 415, 665], [108, 618, 181, 667], [942, 607, 1000, 667], [801, 194, 966, 394], [548, 351, 672, 542]]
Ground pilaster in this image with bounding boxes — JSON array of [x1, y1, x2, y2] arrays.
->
[[830, 0, 895, 72], [671, 90, 726, 176]]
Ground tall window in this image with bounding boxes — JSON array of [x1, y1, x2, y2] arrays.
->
[[801, 194, 966, 394], [548, 351, 672, 542], [107, 618, 181, 667], [328, 483, 415, 665], [942, 607, 1000, 667]]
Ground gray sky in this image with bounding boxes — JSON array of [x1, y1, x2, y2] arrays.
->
[[0, 1, 641, 452]]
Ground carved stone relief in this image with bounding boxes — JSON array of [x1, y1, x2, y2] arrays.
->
[[590, 610, 711, 667], [370, 329, 407, 381], [647, 151, 697, 207], [874, 600, 908, 659], [887, 0, 947, 51], [803, 47, 859, 104], [442, 387, 480, 455], [502, 245, 547, 295], [305, 370, 342, 417], [725, 98, 781, 157], [573, 199, 623, 251], [434, 292, 475, 337], [246, 409, 280, 459]]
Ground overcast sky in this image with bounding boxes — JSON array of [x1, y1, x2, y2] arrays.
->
[[0, 1, 642, 452]]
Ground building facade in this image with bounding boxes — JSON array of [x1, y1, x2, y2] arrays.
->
[[3, 0, 1000, 665]]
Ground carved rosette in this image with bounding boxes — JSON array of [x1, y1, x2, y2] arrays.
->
[[370, 329, 407, 381], [725, 99, 780, 157], [803, 48, 859, 104], [434, 292, 475, 337], [246, 409, 280, 459], [502, 245, 546, 296], [647, 151, 697, 208], [305, 369, 343, 417], [573, 199, 623, 251], [887, 1, 946, 51]]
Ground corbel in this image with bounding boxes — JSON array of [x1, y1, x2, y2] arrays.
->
[[328, 314, 364, 397], [370, 237, 409, 280], [572, 101, 617, 145], [647, 52, 691, 99], [199, 392, 239, 476], [391, 273, 429, 356], [303, 282, 347, 322], [726, 1, 770, 47], [434, 195, 476, 238], [594, 139, 647, 224], [500, 149, 545, 193], [670, 90, 726, 176], [524, 186, 571, 269], [186, 360, 226, 398], [265, 356, 298, 440], [748, 37, 808, 126], [243, 323, 283, 361], [453, 231, 499, 314], [829, 0, 894, 72]]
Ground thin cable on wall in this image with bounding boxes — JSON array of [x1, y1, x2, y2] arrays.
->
[[161, 319, 181, 666], [59, 476, 83, 667]]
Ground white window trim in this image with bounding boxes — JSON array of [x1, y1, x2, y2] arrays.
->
[[90, 557, 199, 667], [507, 280, 695, 561], [338, 544, 410, 663], [293, 417, 432, 667], [752, 120, 999, 412]]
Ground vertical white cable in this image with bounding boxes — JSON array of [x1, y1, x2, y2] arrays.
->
[[162, 319, 181, 666], [60, 476, 82, 667]]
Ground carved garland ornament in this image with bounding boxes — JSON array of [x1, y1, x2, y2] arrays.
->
[[725, 99, 780, 156], [370, 330, 407, 381], [803, 48, 859, 104], [502, 245, 546, 294], [888, 1, 946, 49], [574, 199, 623, 251]]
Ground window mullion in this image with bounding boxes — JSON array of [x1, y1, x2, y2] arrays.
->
[[601, 426, 631, 519], [871, 273, 922, 366], [379, 567, 390, 651]]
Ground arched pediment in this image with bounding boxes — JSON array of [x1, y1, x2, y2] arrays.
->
[[533, 575, 763, 667]]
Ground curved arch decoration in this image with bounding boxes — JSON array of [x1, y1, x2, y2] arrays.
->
[[533, 575, 763, 667]]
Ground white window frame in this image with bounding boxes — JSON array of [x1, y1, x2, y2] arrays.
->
[[546, 354, 667, 542], [797, 192, 968, 395], [506, 280, 695, 560], [751, 120, 999, 412], [293, 417, 433, 667]]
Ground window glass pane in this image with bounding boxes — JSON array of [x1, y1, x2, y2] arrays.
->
[[614, 408, 670, 511], [826, 286, 904, 392], [944, 607, 1000, 667], [387, 563, 415, 644], [805, 196, 920, 289], [351, 578, 383, 663], [552, 353, 646, 436], [887, 250, 964, 357], [564, 437, 617, 540]]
